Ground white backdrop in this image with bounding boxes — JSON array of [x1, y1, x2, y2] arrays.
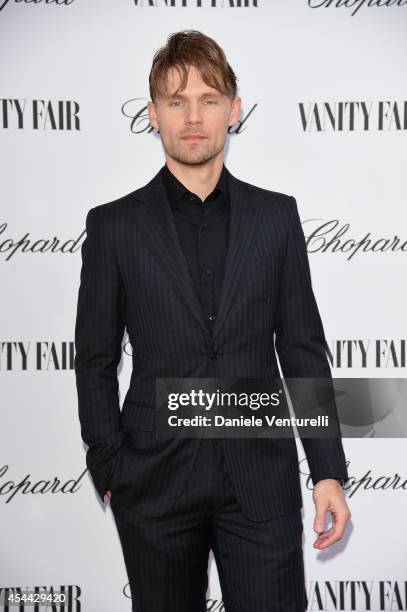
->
[[1, 1, 406, 610]]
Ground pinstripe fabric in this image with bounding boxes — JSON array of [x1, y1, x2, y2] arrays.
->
[[111, 438, 306, 612], [74, 165, 348, 522]]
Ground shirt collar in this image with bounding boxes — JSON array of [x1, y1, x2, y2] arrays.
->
[[160, 162, 228, 209]]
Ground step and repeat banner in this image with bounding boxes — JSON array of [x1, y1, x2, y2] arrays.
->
[[1, 1, 406, 610]]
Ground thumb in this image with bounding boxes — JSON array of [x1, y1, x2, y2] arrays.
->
[[314, 506, 326, 534]]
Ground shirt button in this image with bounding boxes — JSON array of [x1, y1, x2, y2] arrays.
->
[[189, 194, 197, 201], [201, 223, 207, 231], [209, 351, 223, 360], [208, 313, 216, 321], [205, 267, 213, 276]]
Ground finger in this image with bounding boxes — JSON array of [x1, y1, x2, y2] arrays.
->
[[314, 531, 339, 549], [313, 504, 327, 535], [314, 513, 347, 548], [330, 508, 350, 537], [314, 528, 334, 544]]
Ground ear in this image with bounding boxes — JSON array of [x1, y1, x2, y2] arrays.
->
[[229, 96, 242, 126], [147, 100, 158, 130]]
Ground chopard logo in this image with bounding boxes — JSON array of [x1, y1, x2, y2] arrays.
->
[[0, 464, 88, 502], [0, 222, 85, 261], [308, 0, 407, 17], [0, 0, 75, 12], [300, 461, 407, 498], [121, 98, 256, 134], [302, 218, 407, 260], [1, 217, 406, 262], [1, 462, 405, 503]]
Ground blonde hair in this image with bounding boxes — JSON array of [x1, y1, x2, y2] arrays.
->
[[149, 30, 238, 103]]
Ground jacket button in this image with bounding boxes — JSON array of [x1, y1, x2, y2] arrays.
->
[[209, 351, 223, 360]]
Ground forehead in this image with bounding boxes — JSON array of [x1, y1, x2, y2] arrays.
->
[[164, 65, 220, 97]]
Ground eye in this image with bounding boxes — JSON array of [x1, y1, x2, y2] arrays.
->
[[169, 99, 217, 107]]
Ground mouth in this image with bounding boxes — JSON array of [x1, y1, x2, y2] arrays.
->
[[181, 135, 206, 140]]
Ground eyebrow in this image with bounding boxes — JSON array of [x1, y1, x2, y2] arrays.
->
[[167, 91, 220, 100]]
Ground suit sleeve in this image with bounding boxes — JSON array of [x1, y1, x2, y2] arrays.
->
[[274, 196, 349, 486], [74, 206, 126, 502]]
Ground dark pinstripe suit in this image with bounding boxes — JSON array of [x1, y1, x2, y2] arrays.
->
[[74, 165, 348, 610]]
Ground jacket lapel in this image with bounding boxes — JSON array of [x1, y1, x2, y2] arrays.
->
[[210, 171, 259, 340], [128, 166, 259, 340]]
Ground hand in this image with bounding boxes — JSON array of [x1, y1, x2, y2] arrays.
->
[[106, 490, 112, 500], [312, 479, 351, 550]]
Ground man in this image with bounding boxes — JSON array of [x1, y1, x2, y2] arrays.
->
[[74, 30, 351, 612]]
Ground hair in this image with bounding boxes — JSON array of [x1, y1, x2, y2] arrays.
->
[[149, 30, 238, 104]]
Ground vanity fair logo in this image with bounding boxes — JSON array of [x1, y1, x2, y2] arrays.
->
[[0, 341, 74, 370], [0, 339, 405, 370], [299, 100, 407, 131], [305, 580, 407, 611], [0, 0, 74, 12], [121, 97, 257, 134], [308, 0, 407, 17], [132, 0, 258, 7], [0, 99, 80, 130], [327, 339, 406, 368], [0, 586, 81, 611], [209, 581, 407, 611]]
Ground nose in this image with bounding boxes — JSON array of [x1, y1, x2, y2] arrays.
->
[[184, 101, 203, 126]]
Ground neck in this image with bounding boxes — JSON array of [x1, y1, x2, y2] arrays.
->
[[165, 154, 224, 201]]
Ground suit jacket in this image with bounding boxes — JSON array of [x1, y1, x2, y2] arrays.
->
[[74, 165, 348, 522]]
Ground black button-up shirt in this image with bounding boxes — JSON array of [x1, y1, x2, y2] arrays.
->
[[160, 162, 230, 333]]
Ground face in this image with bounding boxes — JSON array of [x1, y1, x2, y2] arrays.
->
[[148, 64, 241, 167]]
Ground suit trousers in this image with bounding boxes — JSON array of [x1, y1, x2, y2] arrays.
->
[[110, 437, 307, 612]]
